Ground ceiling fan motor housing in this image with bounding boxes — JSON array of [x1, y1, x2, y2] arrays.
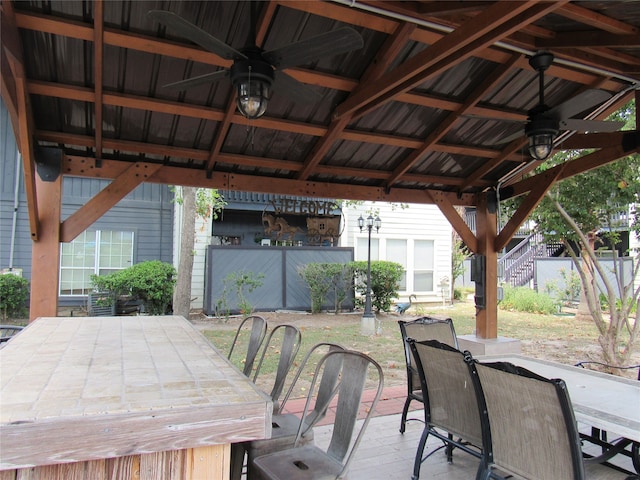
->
[[230, 55, 275, 119], [529, 51, 554, 72]]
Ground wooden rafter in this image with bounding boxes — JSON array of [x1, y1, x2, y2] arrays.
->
[[384, 53, 524, 189], [333, 2, 566, 121], [2, 1, 39, 240], [295, 21, 416, 181], [94, 0, 104, 166]]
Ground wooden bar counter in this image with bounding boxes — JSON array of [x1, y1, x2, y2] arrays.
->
[[0, 316, 272, 479]]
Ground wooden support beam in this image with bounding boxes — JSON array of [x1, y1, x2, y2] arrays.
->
[[60, 162, 163, 243], [30, 174, 61, 321], [5, 47, 39, 241], [495, 165, 565, 251], [427, 191, 478, 253], [475, 192, 498, 339]]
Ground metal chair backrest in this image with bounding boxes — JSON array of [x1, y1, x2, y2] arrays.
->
[[409, 339, 483, 447], [250, 350, 384, 480], [297, 350, 384, 471], [399, 317, 458, 393], [252, 324, 302, 408], [228, 315, 268, 377], [277, 342, 346, 421], [0, 325, 24, 344], [470, 360, 585, 480]]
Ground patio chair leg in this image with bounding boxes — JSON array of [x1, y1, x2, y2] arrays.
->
[[400, 397, 412, 433], [412, 427, 430, 480], [446, 433, 454, 463], [229, 442, 246, 480]]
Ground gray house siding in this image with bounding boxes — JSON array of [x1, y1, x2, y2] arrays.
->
[[1, 98, 174, 307]]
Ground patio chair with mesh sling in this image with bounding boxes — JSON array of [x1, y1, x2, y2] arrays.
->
[[398, 316, 458, 434], [408, 338, 483, 480], [468, 358, 638, 479]]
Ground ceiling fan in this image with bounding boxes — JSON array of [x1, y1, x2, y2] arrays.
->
[[501, 51, 624, 160], [148, 7, 364, 119]]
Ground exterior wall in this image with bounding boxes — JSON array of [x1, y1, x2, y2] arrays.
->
[[340, 201, 453, 304], [0, 98, 174, 307], [172, 189, 213, 310], [184, 198, 454, 310]]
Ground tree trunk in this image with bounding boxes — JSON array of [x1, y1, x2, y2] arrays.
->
[[173, 187, 197, 318], [575, 232, 597, 323]]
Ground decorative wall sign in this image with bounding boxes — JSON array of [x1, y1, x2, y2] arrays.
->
[[262, 199, 343, 246]]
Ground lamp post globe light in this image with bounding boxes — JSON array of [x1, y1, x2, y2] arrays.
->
[[358, 214, 381, 335]]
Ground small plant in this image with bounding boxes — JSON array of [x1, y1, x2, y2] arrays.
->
[[0, 273, 29, 321], [544, 268, 581, 309], [91, 260, 176, 315], [217, 271, 265, 315], [499, 286, 557, 315]]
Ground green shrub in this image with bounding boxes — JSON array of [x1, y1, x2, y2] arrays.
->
[[91, 260, 176, 315], [350, 260, 403, 312], [453, 287, 463, 301], [0, 273, 29, 321], [216, 270, 264, 316], [298, 263, 353, 313], [499, 286, 558, 315]]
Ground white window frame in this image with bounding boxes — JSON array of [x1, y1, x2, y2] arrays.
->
[[59, 230, 134, 296], [413, 239, 435, 293]]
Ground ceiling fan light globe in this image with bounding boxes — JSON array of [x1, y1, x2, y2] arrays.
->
[[231, 59, 274, 120], [528, 133, 554, 160], [236, 80, 270, 119]]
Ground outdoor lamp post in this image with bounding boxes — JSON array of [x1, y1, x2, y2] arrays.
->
[[358, 213, 381, 335]]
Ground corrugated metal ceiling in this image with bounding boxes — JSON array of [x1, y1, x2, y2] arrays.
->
[[2, 1, 639, 206]]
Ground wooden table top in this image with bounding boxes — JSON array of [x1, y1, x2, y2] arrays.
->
[[0, 315, 272, 469], [478, 354, 640, 443]]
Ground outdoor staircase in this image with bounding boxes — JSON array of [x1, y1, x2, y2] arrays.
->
[[500, 233, 564, 287]]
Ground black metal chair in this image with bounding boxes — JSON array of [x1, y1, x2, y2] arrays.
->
[[230, 323, 302, 480], [227, 314, 268, 377], [0, 325, 24, 345], [244, 342, 346, 478], [398, 316, 458, 433], [251, 323, 303, 410], [408, 338, 483, 480], [468, 358, 636, 479], [249, 350, 384, 480]]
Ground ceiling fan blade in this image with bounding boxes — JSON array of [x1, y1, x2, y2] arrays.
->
[[273, 71, 322, 104], [263, 27, 363, 70], [549, 89, 611, 121], [560, 118, 625, 132], [163, 70, 229, 90], [147, 10, 247, 61], [497, 130, 525, 144]]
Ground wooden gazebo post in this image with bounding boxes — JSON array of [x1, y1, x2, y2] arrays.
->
[[29, 173, 62, 320], [475, 191, 498, 339]]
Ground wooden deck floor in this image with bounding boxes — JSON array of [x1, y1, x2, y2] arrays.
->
[[314, 412, 480, 479], [256, 384, 637, 479]]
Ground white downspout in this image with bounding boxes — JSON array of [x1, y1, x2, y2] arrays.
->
[[8, 150, 21, 271]]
